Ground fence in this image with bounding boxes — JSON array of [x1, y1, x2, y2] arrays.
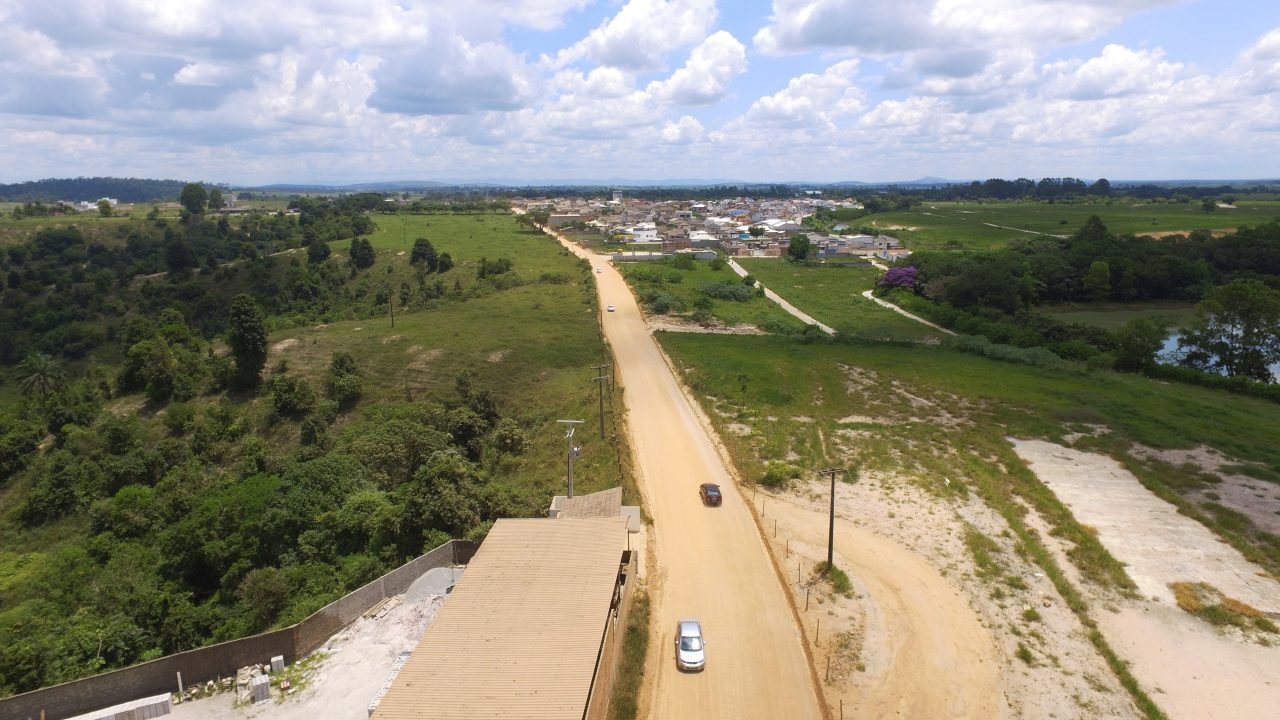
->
[[2, 539, 479, 720]]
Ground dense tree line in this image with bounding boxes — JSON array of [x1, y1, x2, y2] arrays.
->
[[0, 202, 380, 364], [0, 358, 528, 696], [878, 217, 1280, 382], [0, 177, 201, 203]]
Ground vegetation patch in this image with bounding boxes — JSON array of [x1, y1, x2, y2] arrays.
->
[[609, 588, 649, 720], [1170, 581, 1277, 635], [815, 561, 853, 596]]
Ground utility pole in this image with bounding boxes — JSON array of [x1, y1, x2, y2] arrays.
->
[[557, 420, 584, 498], [819, 467, 845, 570], [387, 284, 395, 328], [592, 364, 611, 439]]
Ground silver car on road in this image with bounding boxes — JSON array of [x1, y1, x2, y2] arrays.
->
[[675, 619, 706, 671]]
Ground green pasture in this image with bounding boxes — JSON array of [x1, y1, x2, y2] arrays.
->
[[859, 200, 1280, 251], [618, 256, 805, 330], [659, 332, 1280, 579], [735, 258, 940, 342], [0, 213, 136, 247], [660, 333, 1280, 472], [1043, 302, 1199, 330]]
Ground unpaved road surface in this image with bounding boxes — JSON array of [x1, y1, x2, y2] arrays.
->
[[561, 238, 824, 718], [765, 490, 1002, 719]]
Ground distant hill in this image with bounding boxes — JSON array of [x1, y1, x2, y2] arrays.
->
[[242, 180, 450, 193], [0, 177, 199, 203]]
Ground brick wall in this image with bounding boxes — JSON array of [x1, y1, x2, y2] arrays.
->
[[1, 539, 478, 720]]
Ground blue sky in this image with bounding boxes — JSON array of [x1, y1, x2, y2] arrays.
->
[[1, 0, 1278, 184]]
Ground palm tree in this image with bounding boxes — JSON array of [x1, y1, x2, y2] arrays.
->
[[19, 352, 67, 401]]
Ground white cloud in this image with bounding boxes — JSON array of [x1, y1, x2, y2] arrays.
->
[[648, 31, 747, 105], [552, 0, 718, 71], [1044, 44, 1183, 100], [742, 59, 865, 129], [172, 62, 236, 86], [754, 0, 934, 55], [661, 115, 704, 143], [1239, 27, 1280, 93]]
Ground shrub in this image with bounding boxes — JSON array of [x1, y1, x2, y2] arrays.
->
[[329, 373, 363, 406], [816, 561, 853, 595], [760, 461, 798, 488], [647, 293, 684, 315], [491, 417, 528, 455], [267, 374, 316, 418], [1015, 642, 1035, 665], [163, 402, 197, 435]]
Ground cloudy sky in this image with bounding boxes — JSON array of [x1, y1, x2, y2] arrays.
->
[[2, 0, 1279, 184]]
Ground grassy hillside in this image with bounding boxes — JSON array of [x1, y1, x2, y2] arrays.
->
[[0, 212, 632, 697]]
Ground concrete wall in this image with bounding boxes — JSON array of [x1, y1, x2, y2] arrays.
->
[[583, 550, 637, 720], [2, 540, 478, 720]]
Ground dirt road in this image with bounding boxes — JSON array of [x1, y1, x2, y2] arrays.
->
[[764, 491, 1002, 718], [560, 241, 824, 718], [725, 258, 835, 335]]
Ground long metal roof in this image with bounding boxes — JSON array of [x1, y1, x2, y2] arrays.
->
[[372, 517, 628, 720]]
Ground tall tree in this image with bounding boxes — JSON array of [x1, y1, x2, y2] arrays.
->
[[1112, 318, 1168, 374], [179, 183, 207, 214], [208, 188, 226, 211], [96, 199, 113, 217], [349, 238, 376, 269], [410, 238, 438, 271], [19, 352, 67, 401], [1083, 260, 1111, 301], [227, 294, 268, 388], [786, 234, 812, 262], [1178, 279, 1280, 382]]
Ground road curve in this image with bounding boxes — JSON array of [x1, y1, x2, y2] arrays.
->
[[557, 238, 825, 719], [766, 491, 1001, 718]]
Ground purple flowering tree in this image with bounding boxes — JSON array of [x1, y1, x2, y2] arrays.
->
[[877, 265, 918, 293]]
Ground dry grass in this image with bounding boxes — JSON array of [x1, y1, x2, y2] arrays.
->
[[1171, 582, 1205, 613], [1170, 581, 1274, 634]]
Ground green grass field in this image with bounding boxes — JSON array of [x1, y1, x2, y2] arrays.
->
[[1042, 302, 1199, 330], [619, 257, 805, 330], [735, 258, 941, 341], [860, 200, 1280, 251], [0, 213, 138, 247]]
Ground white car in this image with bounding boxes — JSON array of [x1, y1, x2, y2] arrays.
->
[[607, 304, 616, 312], [596, 267, 603, 274]]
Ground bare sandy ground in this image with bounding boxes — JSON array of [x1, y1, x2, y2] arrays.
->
[[760, 473, 1141, 719], [167, 567, 460, 720], [1012, 440, 1277, 612], [1012, 440, 1280, 720]]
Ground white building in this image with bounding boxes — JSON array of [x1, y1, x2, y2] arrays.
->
[[628, 222, 658, 243]]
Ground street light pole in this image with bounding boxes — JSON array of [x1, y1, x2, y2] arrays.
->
[[819, 467, 846, 570], [557, 419, 584, 498]]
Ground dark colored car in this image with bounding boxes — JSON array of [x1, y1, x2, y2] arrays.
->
[[699, 483, 722, 506]]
